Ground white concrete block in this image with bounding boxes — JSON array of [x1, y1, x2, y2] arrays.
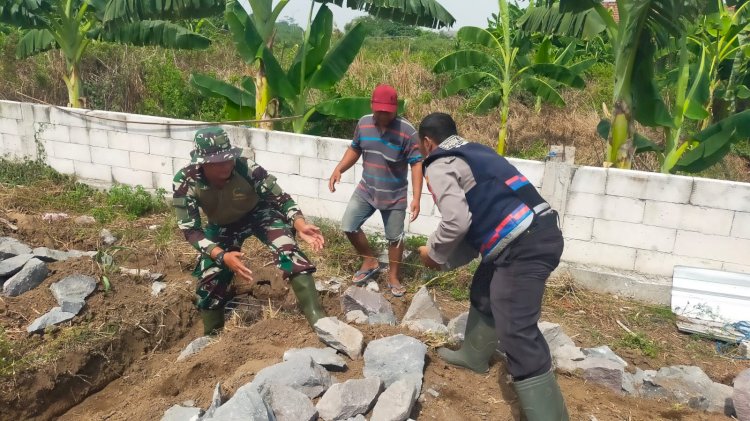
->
[[0, 134, 23, 154], [592, 219, 676, 253], [248, 129, 269, 151], [418, 193, 435, 217], [85, 110, 127, 132], [566, 192, 645, 223], [108, 131, 149, 152], [643, 201, 734, 235], [634, 250, 724, 277], [0, 101, 22, 119], [126, 115, 171, 138], [85, 129, 108, 147], [570, 166, 607, 194], [0, 118, 21, 135], [67, 126, 91, 145], [129, 152, 173, 175], [169, 124, 200, 142], [254, 150, 300, 174], [690, 177, 750, 212], [91, 146, 130, 168], [561, 239, 636, 271], [731, 212, 750, 239], [722, 262, 750, 275], [562, 215, 593, 241], [37, 124, 70, 142], [273, 173, 319, 197], [149, 136, 193, 159], [354, 163, 364, 182], [606, 168, 693, 203], [74, 161, 112, 182], [316, 137, 351, 161], [299, 157, 354, 183], [153, 173, 174, 191], [508, 158, 545, 187], [265, 131, 318, 158], [49, 106, 87, 128], [20, 103, 49, 123], [173, 158, 191, 172], [222, 126, 251, 149], [673, 231, 750, 266], [48, 141, 91, 162], [320, 180, 356, 203], [406, 215, 441, 237], [296, 196, 348, 222], [46, 157, 75, 175], [111, 167, 154, 188]]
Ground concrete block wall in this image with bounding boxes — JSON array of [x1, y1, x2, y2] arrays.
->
[[1, 100, 749, 279]]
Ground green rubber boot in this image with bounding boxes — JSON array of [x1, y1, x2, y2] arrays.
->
[[437, 306, 497, 373], [513, 370, 569, 421], [290, 273, 326, 327], [201, 308, 225, 336]]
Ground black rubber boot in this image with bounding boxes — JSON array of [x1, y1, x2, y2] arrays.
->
[[513, 370, 569, 421], [201, 308, 225, 336], [437, 306, 497, 373], [290, 273, 326, 327]]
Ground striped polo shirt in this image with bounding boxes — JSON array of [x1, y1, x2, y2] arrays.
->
[[351, 114, 422, 210]]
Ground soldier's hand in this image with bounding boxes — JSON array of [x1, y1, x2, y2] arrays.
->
[[328, 170, 341, 192], [224, 251, 254, 282], [297, 222, 325, 252]]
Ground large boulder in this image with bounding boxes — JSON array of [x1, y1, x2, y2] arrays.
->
[[314, 317, 364, 360], [316, 377, 382, 420], [3, 258, 48, 296], [249, 355, 333, 399], [364, 335, 427, 391]]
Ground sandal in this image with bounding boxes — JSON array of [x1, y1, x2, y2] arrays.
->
[[352, 267, 381, 286], [387, 283, 406, 297]]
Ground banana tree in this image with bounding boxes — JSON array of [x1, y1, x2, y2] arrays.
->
[[433, 2, 590, 155], [0, 0, 219, 108], [191, 4, 383, 133], [215, 0, 454, 129]]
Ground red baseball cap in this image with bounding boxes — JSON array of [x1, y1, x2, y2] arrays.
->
[[371, 84, 398, 113]]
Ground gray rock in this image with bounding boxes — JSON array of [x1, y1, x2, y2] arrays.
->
[[366, 281, 380, 292], [60, 300, 85, 315], [581, 346, 627, 368], [100, 229, 117, 246], [367, 312, 397, 326], [539, 321, 576, 349], [316, 277, 343, 293], [284, 347, 347, 370], [739, 341, 750, 359], [733, 368, 750, 420], [370, 378, 419, 421], [177, 336, 214, 361], [341, 286, 395, 320], [32, 247, 72, 262], [0, 253, 33, 277], [0, 237, 32, 259], [67, 250, 97, 259], [314, 317, 364, 360], [204, 384, 275, 421], [26, 307, 76, 333], [705, 382, 735, 415], [345, 310, 368, 324], [152, 281, 167, 296], [621, 368, 647, 396], [575, 357, 624, 393], [3, 258, 48, 296], [402, 319, 449, 335], [204, 382, 223, 419], [182, 400, 195, 407], [651, 366, 713, 406], [74, 215, 96, 225], [344, 416, 367, 421], [161, 404, 203, 421], [260, 384, 317, 421], [402, 287, 443, 324], [250, 355, 333, 399], [447, 311, 468, 342], [50, 275, 97, 307], [316, 377, 382, 420], [364, 334, 427, 390], [550, 345, 586, 372]]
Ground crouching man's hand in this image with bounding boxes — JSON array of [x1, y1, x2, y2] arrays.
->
[[418, 246, 441, 270]]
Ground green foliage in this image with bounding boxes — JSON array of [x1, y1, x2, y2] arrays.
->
[[0, 328, 20, 378], [508, 139, 549, 160], [105, 185, 168, 219], [618, 332, 660, 357], [345, 16, 422, 37], [0, 159, 70, 185]]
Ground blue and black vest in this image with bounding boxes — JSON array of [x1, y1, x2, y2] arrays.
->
[[423, 136, 550, 257]]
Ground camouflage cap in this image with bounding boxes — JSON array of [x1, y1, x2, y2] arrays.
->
[[189, 127, 242, 165]]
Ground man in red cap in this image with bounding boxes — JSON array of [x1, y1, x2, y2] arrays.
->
[[328, 84, 423, 297]]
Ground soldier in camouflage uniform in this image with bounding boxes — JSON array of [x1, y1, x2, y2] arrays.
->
[[173, 127, 327, 335]]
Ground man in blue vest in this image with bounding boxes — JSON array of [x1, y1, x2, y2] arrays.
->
[[416, 112, 568, 420]]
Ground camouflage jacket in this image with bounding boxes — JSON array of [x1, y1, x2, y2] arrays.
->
[[172, 158, 303, 255]]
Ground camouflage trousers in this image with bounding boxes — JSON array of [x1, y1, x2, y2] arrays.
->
[[193, 202, 316, 310]]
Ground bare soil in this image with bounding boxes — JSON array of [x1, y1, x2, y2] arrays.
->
[[0, 209, 748, 421]]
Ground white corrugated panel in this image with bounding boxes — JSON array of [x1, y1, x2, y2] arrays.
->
[[671, 266, 750, 324]]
